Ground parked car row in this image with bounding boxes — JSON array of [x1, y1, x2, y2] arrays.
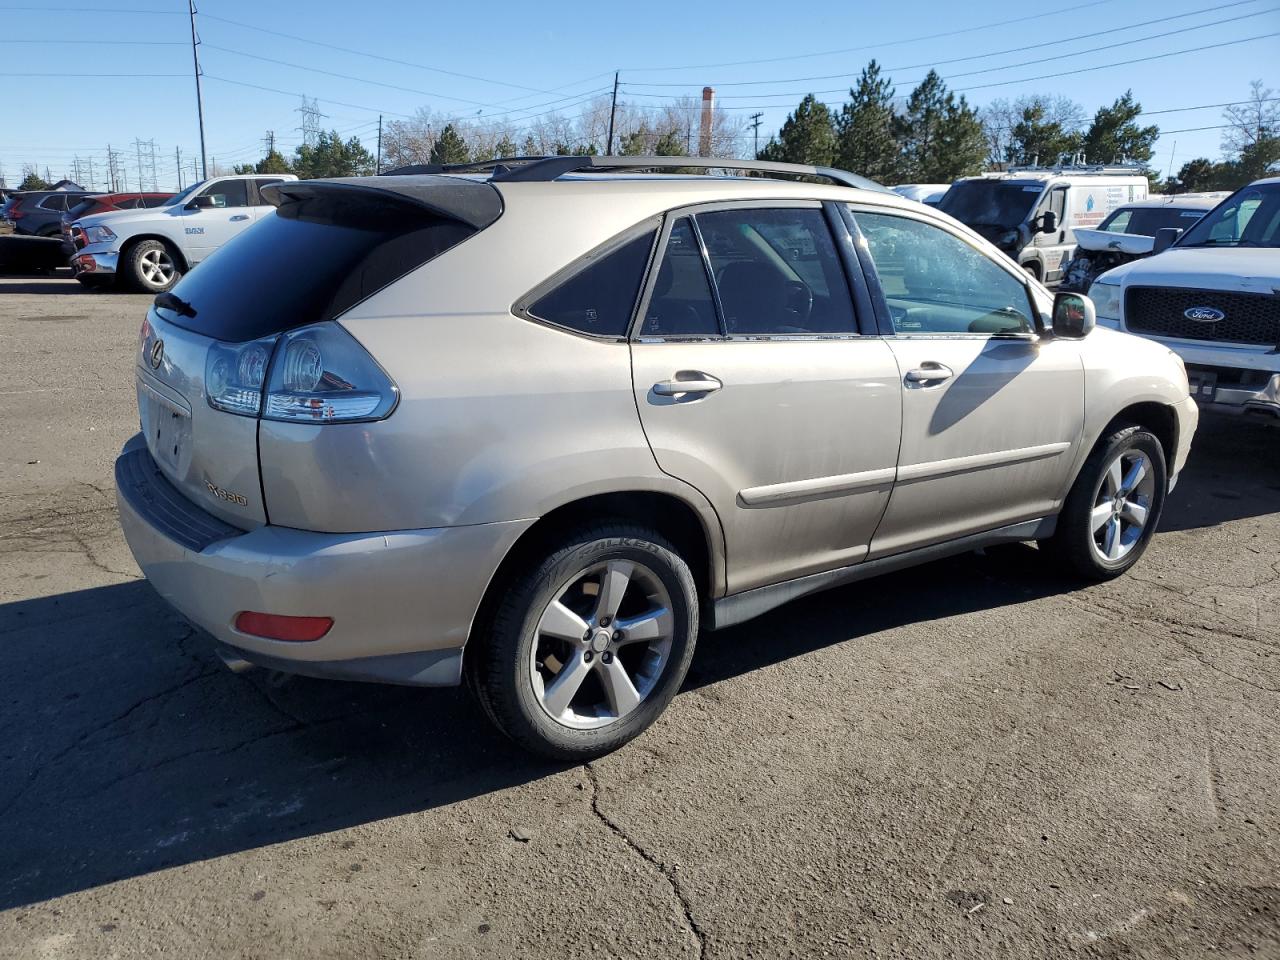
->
[[67, 174, 296, 291], [1, 174, 297, 290]]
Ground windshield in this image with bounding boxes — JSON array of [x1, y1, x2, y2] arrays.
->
[[163, 181, 206, 207], [1099, 206, 1207, 237], [938, 180, 1041, 228], [1178, 182, 1280, 248]]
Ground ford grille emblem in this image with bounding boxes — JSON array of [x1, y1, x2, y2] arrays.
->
[[149, 338, 165, 368], [1184, 306, 1225, 323]]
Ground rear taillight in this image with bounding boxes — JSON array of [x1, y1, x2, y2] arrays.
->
[[9, 203, 24, 219], [201, 323, 397, 423], [263, 323, 398, 423], [205, 335, 275, 416]]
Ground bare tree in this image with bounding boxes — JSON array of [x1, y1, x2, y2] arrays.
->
[[982, 94, 1086, 166], [1222, 80, 1279, 156], [654, 96, 745, 157]]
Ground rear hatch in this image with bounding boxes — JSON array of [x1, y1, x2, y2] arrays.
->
[[136, 175, 502, 528]]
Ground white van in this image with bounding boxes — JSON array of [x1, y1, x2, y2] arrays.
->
[[938, 166, 1149, 285]]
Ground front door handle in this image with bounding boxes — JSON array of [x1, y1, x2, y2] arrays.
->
[[653, 373, 722, 396], [904, 363, 954, 385], [230, 214, 250, 222]]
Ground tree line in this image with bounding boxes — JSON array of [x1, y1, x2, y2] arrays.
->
[[20, 74, 1269, 193]]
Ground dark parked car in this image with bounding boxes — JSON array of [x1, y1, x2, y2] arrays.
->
[[5, 190, 98, 236]]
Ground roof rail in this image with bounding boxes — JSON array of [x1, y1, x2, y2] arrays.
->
[[383, 155, 888, 192]]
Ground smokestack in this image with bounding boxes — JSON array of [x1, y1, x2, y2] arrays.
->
[[699, 86, 714, 157]]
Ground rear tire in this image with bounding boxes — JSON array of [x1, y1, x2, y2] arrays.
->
[[1045, 423, 1166, 581], [469, 523, 698, 760], [123, 239, 182, 293]]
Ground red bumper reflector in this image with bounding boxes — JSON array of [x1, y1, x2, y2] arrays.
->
[[234, 611, 333, 642]]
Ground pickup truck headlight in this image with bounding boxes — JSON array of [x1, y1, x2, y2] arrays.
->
[[82, 224, 117, 244], [1087, 280, 1122, 321]]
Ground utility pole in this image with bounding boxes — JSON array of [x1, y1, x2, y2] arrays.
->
[[72, 156, 82, 186], [606, 71, 619, 155], [175, 146, 183, 189], [86, 157, 95, 191], [188, 0, 208, 179], [749, 112, 764, 159], [376, 114, 382, 174]]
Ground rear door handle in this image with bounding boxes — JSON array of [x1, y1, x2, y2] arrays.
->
[[230, 214, 250, 222], [653, 373, 722, 396], [904, 363, 954, 385]]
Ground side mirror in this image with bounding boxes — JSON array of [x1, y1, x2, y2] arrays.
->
[[1152, 227, 1181, 254], [1052, 291, 1095, 339], [1039, 211, 1058, 234], [185, 195, 216, 210]]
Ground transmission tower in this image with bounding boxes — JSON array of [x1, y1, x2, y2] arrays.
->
[[106, 145, 122, 191], [295, 96, 326, 147], [134, 138, 159, 191]]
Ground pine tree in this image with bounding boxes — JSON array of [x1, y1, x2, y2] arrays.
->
[[1080, 91, 1159, 165], [896, 71, 987, 182], [758, 94, 836, 166], [429, 124, 470, 165], [292, 131, 375, 179], [1005, 102, 1081, 166], [494, 136, 518, 159], [834, 61, 902, 183]]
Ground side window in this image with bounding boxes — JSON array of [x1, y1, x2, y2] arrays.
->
[[201, 180, 250, 208], [117, 198, 141, 209], [697, 207, 857, 335], [1048, 187, 1066, 224], [143, 196, 171, 208], [853, 210, 1034, 336], [641, 218, 721, 338], [40, 195, 67, 211], [254, 178, 285, 205], [526, 228, 657, 337]]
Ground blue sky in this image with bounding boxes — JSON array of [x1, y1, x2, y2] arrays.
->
[[1, 0, 1275, 190]]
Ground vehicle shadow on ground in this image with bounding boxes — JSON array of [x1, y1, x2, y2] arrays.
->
[[1, 417, 1274, 910]]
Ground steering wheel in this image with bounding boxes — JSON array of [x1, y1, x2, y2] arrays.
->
[[782, 279, 814, 326]]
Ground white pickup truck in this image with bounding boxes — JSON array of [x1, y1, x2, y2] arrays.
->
[[1088, 177, 1280, 419], [69, 174, 297, 292]]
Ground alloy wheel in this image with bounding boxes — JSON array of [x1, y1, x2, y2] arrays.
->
[[529, 559, 675, 730], [1090, 449, 1155, 563], [139, 248, 175, 288]]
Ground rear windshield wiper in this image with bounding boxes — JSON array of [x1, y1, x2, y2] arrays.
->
[[154, 291, 196, 318]]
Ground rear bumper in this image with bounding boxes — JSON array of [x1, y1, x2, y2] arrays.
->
[[114, 435, 533, 686]]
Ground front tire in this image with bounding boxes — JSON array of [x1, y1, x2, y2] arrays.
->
[[1046, 423, 1167, 580], [123, 239, 182, 293], [469, 523, 698, 760]]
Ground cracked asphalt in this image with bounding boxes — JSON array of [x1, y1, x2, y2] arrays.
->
[[1, 275, 1278, 959]]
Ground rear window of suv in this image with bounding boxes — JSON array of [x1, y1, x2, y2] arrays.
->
[[156, 189, 482, 342]]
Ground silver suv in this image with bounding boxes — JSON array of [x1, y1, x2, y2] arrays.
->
[[115, 156, 1198, 759]]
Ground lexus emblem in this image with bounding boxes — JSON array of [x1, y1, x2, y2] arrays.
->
[[149, 338, 164, 369], [1184, 306, 1225, 323]]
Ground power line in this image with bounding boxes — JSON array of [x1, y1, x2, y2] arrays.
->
[[621, 0, 1123, 72], [0, 5, 183, 11], [201, 43, 508, 110], [620, 31, 1280, 105], [626, 0, 1270, 88], [0, 38, 185, 45], [198, 11, 566, 97]]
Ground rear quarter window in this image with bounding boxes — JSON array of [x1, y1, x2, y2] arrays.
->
[[524, 226, 659, 338]]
